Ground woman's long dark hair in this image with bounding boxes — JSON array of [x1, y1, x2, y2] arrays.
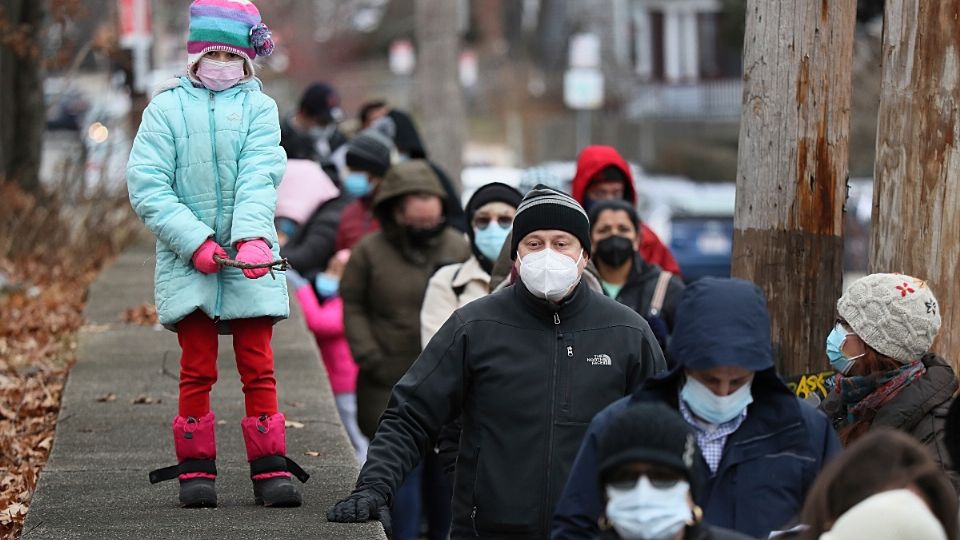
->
[[800, 429, 958, 540]]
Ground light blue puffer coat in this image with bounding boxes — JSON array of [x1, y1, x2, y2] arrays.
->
[[127, 76, 289, 331]]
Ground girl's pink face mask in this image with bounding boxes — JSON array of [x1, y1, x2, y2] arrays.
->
[[197, 57, 245, 91]]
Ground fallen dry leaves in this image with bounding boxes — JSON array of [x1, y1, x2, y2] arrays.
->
[[120, 303, 158, 326], [0, 183, 139, 539]]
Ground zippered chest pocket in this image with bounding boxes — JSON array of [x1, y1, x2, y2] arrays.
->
[[560, 334, 629, 423]]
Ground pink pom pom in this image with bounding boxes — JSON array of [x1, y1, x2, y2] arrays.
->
[[250, 23, 275, 57]]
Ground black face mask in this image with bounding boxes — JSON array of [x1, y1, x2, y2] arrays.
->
[[595, 235, 635, 268], [405, 223, 446, 245]]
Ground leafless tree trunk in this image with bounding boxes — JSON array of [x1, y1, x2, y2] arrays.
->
[[415, 0, 464, 193], [732, 0, 856, 376], [871, 1, 960, 370], [0, 0, 45, 192]]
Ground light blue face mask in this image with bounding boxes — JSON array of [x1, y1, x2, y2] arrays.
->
[[826, 323, 864, 375], [343, 172, 371, 198], [474, 225, 511, 261], [314, 274, 340, 298], [681, 375, 753, 425]]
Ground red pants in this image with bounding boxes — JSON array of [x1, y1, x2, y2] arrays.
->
[[177, 310, 278, 418]]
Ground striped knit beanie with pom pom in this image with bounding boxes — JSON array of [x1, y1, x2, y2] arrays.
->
[[187, 0, 275, 80]]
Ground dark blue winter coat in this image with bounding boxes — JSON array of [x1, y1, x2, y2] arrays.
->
[[551, 278, 842, 540]]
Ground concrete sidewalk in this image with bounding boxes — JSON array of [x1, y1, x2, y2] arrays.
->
[[23, 237, 384, 539]]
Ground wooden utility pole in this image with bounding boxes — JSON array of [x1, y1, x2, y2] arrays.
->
[[414, 0, 464, 193], [871, 1, 960, 371], [732, 0, 857, 376]]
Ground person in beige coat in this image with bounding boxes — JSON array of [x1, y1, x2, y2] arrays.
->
[[420, 182, 522, 347]]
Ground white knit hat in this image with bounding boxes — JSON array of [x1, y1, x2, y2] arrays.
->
[[820, 489, 947, 540], [837, 273, 941, 363]]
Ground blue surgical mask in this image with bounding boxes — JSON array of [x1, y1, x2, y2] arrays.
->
[[343, 172, 371, 198], [681, 375, 753, 425], [314, 274, 340, 298], [605, 476, 692, 540], [474, 225, 510, 261], [826, 323, 863, 375]]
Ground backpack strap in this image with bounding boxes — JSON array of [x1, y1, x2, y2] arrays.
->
[[649, 271, 673, 317], [450, 264, 466, 300]]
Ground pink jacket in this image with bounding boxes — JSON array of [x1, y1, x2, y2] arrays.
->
[[294, 286, 358, 394]]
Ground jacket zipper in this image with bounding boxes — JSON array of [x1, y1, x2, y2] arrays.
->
[[542, 311, 561, 534], [208, 91, 224, 318]]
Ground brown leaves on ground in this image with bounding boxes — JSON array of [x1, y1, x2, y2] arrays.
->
[[121, 303, 158, 326], [0, 182, 139, 539]]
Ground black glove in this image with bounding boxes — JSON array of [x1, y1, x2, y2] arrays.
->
[[327, 490, 391, 534]]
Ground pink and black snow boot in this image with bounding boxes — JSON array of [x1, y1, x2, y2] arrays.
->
[[149, 413, 218, 508], [241, 412, 310, 507]]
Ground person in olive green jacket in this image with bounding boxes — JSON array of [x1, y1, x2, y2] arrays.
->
[[340, 159, 471, 438], [340, 159, 469, 539]]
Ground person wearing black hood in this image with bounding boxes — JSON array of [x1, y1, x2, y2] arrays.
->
[[420, 182, 523, 346], [553, 278, 841, 540], [371, 108, 468, 233], [593, 402, 751, 540], [589, 200, 685, 358]]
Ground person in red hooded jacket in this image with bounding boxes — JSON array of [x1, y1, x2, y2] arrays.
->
[[571, 145, 682, 276]]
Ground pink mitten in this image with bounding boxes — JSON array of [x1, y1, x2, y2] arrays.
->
[[192, 239, 227, 274], [235, 239, 272, 279]]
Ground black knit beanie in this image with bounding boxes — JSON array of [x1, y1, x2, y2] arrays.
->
[[346, 129, 394, 178], [466, 182, 522, 271], [596, 402, 705, 503], [510, 185, 591, 259]]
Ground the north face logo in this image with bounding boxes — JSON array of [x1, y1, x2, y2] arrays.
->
[[587, 354, 612, 366]]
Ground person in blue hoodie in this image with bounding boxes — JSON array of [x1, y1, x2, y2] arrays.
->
[[552, 278, 841, 539]]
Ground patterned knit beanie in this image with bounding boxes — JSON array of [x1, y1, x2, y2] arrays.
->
[[187, 0, 275, 80], [510, 184, 591, 259], [837, 273, 941, 363]]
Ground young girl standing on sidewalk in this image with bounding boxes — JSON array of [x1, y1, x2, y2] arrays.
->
[[127, 0, 307, 508]]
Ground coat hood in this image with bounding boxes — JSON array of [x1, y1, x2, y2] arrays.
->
[[372, 159, 448, 221], [571, 145, 636, 205], [667, 277, 774, 373], [387, 109, 427, 158]]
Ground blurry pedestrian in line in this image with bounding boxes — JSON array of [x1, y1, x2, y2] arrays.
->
[[589, 200, 684, 357], [129, 0, 308, 508], [820, 273, 959, 491], [358, 99, 389, 129], [366, 107, 467, 232], [286, 250, 368, 464], [798, 429, 958, 540], [420, 182, 522, 345], [570, 145, 680, 276], [340, 160, 470, 540], [328, 185, 665, 538], [554, 278, 840, 539], [333, 128, 395, 251], [280, 82, 348, 183], [277, 126, 353, 277], [274, 158, 339, 243], [592, 402, 751, 540]]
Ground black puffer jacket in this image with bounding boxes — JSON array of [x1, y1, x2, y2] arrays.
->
[[280, 195, 352, 276], [354, 281, 666, 539], [821, 353, 960, 492]]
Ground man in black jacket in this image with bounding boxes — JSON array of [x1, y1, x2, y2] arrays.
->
[[327, 186, 666, 538]]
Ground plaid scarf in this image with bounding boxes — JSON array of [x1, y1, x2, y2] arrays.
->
[[836, 360, 926, 423]]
